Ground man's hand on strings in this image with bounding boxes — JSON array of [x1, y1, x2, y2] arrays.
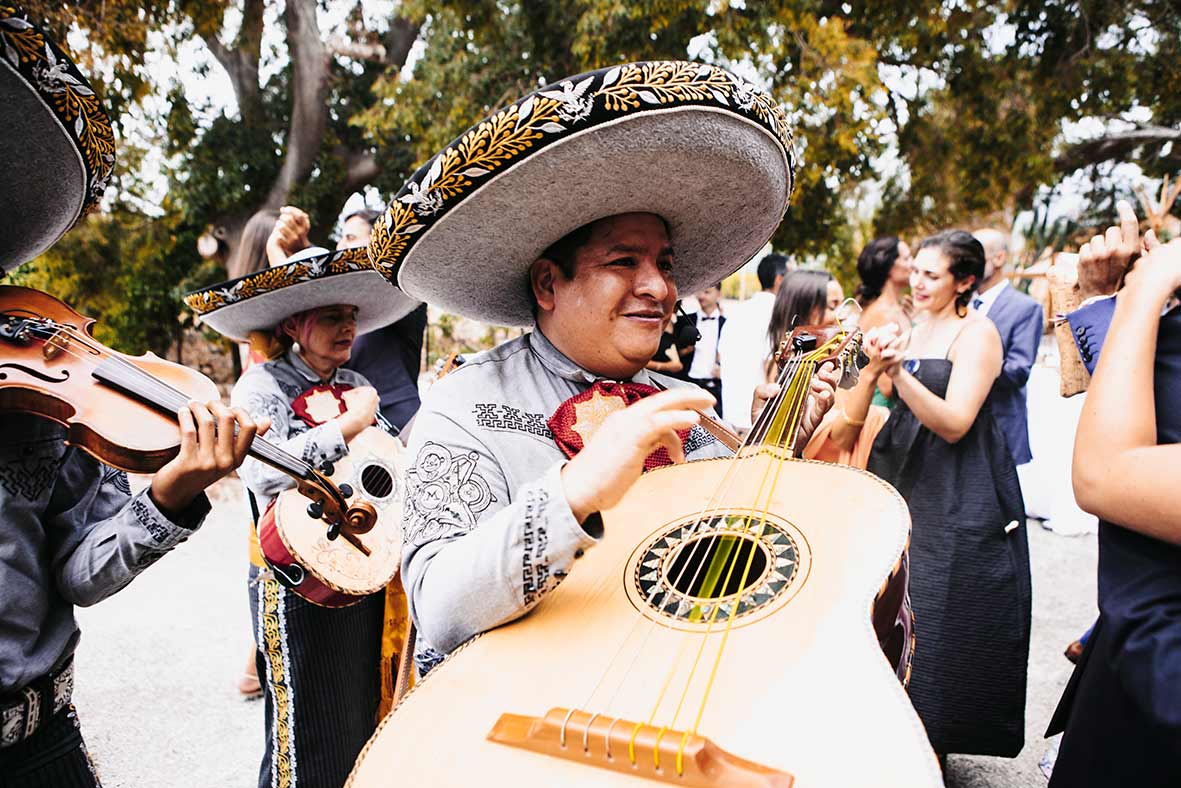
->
[[796, 361, 840, 451], [750, 361, 840, 452], [151, 401, 270, 514], [562, 388, 715, 525]]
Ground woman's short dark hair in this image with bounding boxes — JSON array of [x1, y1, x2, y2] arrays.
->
[[767, 269, 833, 357], [855, 236, 903, 305], [916, 230, 985, 313]]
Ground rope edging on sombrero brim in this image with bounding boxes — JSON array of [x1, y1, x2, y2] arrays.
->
[[367, 60, 796, 288], [0, 4, 115, 218]]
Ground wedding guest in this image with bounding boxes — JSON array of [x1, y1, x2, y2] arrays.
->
[[1046, 202, 1181, 787], [867, 230, 1032, 760], [855, 236, 912, 408], [682, 284, 725, 413]]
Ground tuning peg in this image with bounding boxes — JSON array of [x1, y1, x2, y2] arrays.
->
[[319, 460, 335, 476], [306, 500, 324, 519], [326, 522, 340, 541], [338, 483, 354, 499]]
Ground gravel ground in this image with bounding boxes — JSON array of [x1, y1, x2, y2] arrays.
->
[[71, 480, 1097, 787]]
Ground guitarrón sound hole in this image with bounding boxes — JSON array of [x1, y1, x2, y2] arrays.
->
[[666, 534, 768, 599], [359, 464, 394, 498]]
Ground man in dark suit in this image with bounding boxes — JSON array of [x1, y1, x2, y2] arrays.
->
[[1046, 202, 1181, 787], [973, 229, 1044, 467], [337, 209, 426, 432]]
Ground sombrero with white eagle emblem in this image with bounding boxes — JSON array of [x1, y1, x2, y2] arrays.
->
[[367, 60, 796, 326]]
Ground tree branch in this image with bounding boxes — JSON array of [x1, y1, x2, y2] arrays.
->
[[202, 0, 265, 124], [338, 146, 380, 195], [264, 0, 330, 209], [1053, 125, 1181, 174]]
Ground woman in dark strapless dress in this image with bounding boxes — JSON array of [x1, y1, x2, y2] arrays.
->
[[866, 230, 1032, 758]]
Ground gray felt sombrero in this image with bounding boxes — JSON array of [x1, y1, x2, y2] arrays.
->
[[184, 246, 420, 343], [0, 5, 116, 274], [368, 60, 796, 326]]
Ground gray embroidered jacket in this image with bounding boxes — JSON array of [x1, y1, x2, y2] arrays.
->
[[231, 350, 371, 511], [0, 413, 210, 693], [402, 330, 729, 674]]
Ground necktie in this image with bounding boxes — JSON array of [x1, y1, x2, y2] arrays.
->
[[548, 380, 689, 471], [972, 297, 984, 311]]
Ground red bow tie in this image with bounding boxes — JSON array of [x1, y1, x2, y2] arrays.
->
[[291, 383, 354, 427], [548, 380, 690, 471]]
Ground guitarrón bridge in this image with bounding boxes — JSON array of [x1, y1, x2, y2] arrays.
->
[[488, 707, 794, 787]]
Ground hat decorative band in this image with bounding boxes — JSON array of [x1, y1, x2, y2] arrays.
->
[[0, 4, 115, 215], [184, 246, 372, 317], [368, 60, 795, 285]]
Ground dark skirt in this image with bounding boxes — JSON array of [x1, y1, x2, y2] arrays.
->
[[868, 358, 1032, 756]]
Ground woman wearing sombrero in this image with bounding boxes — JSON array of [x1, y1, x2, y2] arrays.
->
[[362, 60, 840, 678], [185, 246, 416, 787], [0, 7, 265, 785]]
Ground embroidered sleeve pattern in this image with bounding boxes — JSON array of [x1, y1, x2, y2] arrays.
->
[[400, 409, 598, 663], [50, 453, 209, 607], [521, 487, 552, 607]]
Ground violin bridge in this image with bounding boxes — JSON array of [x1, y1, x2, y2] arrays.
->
[[488, 707, 793, 787], [41, 329, 70, 361]]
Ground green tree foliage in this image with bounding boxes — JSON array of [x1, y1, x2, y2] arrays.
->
[[360, 0, 1179, 293], [14, 1, 1180, 351]]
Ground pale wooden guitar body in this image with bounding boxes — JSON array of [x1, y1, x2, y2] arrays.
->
[[266, 427, 406, 606], [349, 454, 941, 787]]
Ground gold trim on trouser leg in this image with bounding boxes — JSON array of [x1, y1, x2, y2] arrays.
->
[[258, 578, 297, 788]]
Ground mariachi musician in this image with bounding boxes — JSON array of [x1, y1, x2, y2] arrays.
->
[[360, 61, 840, 676], [0, 9, 264, 785], [184, 245, 417, 788]]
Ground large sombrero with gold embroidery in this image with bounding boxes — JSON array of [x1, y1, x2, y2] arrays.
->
[[183, 246, 419, 342], [0, 5, 115, 274], [368, 60, 795, 326]]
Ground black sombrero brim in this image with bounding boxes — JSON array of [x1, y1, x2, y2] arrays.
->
[[0, 8, 115, 274], [369, 61, 795, 326], [185, 247, 420, 343]]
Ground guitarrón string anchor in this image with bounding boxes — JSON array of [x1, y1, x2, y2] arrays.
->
[[488, 707, 794, 787]]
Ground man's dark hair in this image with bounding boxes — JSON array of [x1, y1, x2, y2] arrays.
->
[[757, 254, 788, 290], [538, 222, 598, 280], [344, 208, 382, 228], [916, 230, 985, 313]]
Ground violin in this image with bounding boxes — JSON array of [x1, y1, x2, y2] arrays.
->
[[0, 285, 376, 544]]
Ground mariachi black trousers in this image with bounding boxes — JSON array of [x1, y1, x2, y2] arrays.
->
[[0, 706, 100, 788], [253, 572, 384, 788]]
